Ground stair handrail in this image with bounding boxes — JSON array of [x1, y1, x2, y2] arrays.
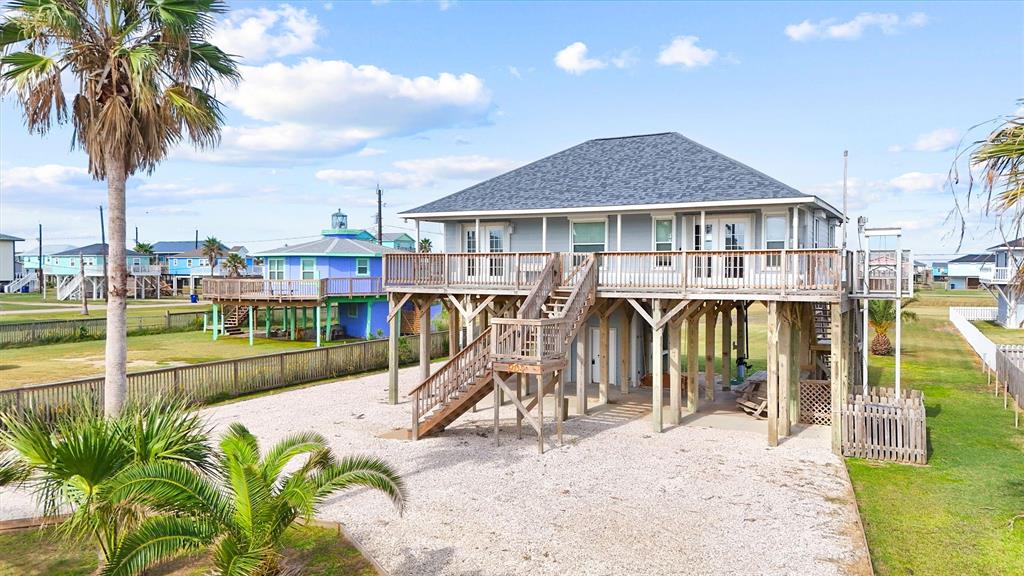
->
[[519, 253, 560, 319], [557, 255, 597, 339], [408, 326, 492, 426]]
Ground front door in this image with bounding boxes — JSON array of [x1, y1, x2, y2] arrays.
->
[[589, 327, 617, 385], [692, 216, 750, 283], [463, 224, 506, 281]]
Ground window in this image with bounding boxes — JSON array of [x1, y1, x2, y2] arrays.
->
[[488, 228, 505, 276], [355, 258, 370, 276], [571, 220, 606, 253], [723, 223, 747, 278], [764, 214, 787, 267], [300, 258, 316, 280], [653, 217, 674, 267], [814, 218, 827, 248], [268, 258, 284, 280], [348, 305, 359, 318], [186, 259, 193, 267], [132, 257, 140, 266], [465, 229, 477, 276]]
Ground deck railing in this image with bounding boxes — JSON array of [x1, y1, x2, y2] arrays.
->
[[850, 249, 914, 296], [202, 277, 385, 301], [386, 249, 844, 296], [384, 252, 553, 291]]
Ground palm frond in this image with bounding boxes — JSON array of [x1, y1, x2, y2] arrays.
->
[[105, 461, 232, 523], [101, 514, 218, 576], [312, 455, 407, 515], [259, 431, 329, 485]]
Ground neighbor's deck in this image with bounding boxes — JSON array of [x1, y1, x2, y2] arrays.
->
[[202, 277, 385, 304]]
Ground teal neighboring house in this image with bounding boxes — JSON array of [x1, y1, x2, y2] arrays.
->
[[44, 243, 161, 300], [377, 232, 416, 252]]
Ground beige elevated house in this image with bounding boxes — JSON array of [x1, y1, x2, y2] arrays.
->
[[383, 133, 910, 453]]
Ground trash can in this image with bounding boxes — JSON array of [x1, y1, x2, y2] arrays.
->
[[190, 293, 198, 304], [20, 285, 29, 293]]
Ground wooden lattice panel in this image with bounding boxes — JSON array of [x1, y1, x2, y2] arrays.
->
[[799, 379, 832, 426]]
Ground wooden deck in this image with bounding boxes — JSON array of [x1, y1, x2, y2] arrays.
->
[[202, 277, 384, 302], [385, 249, 847, 301]]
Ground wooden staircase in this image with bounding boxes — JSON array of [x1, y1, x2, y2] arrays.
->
[[409, 327, 494, 439], [408, 254, 598, 440], [811, 303, 832, 378], [222, 305, 249, 335]]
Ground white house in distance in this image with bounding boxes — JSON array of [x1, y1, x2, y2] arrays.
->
[[946, 253, 996, 290], [980, 237, 1024, 328], [0, 233, 24, 289]]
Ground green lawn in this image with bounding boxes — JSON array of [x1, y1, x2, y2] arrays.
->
[[847, 295, 1024, 575], [0, 524, 376, 576], [0, 331, 357, 388], [0, 302, 205, 324], [972, 320, 1024, 345]]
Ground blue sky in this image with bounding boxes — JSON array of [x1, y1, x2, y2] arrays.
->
[[1, 1, 1021, 256]]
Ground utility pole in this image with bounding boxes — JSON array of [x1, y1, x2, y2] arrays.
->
[[194, 229, 199, 250], [79, 250, 88, 315], [376, 186, 383, 245], [99, 205, 106, 246], [38, 223, 45, 300], [134, 226, 138, 247], [841, 150, 849, 250]]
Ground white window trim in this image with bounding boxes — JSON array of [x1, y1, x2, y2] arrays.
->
[[762, 211, 789, 249], [568, 216, 609, 253], [461, 222, 506, 253], [650, 213, 677, 251], [300, 257, 316, 280]]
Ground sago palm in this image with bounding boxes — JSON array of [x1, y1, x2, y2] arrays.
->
[[201, 236, 225, 277], [223, 252, 247, 278], [0, 399, 211, 568], [0, 0, 239, 416], [867, 298, 918, 356], [102, 423, 406, 576]]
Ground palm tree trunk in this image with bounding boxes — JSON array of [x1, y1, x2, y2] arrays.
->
[[104, 152, 128, 416]]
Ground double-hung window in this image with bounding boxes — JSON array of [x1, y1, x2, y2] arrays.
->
[[653, 217, 674, 267], [268, 258, 284, 280], [355, 258, 370, 276], [465, 229, 477, 276], [765, 214, 787, 268], [571, 220, 606, 253], [300, 258, 316, 280]]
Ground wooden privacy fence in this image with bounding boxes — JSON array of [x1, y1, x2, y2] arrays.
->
[[0, 331, 449, 420], [995, 345, 1024, 427], [841, 387, 927, 464], [0, 311, 205, 347]]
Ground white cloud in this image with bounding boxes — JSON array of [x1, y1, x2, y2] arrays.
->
[[888, 171, 945, 192], [316, 155, 517, 190], [1, 164, 90, 190], [657, 36, 717, 68], [212, 4, 320, 63], [438, 0, 455, 11], [194, 58, 491, 163], [508, 66, 521, 79], [357, 147, 387, 157], [554, 42, 606, 75], [785, 12, 928, 41], [911, 128, 960, 152], [887, 144, 904, 153]]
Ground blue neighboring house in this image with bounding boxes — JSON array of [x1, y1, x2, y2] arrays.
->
[[166, 244, 256, 294]]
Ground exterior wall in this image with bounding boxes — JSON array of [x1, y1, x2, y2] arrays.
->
[[947, 276, 975, 290], [434, 206, 837, 255], [264, 255, 382, 280], [997, 290, 1024, 329], [0, 239, 15, 283]]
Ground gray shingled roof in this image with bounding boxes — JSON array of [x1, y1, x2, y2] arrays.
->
[[152, 240, 201, 253], [0, 233, 24, 241], [949, 253, 995, 264], [254, 237, 400, 257], [987, 237, 1024, 251], [54, 243, 144, 257], [401, 132, 822, 216]]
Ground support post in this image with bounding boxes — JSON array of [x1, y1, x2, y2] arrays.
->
[[721, 303, 732, 390], [830, 303, 844, 454], [687, 311, 700, 413], [767, 301, 780, 447], [289, 306, 296, 341], [419, 298, 431, 382], [448, 303, 459, 356], [652, 300, 664, 432], [212, 304, 219, 341], [248, 305, 254, 347], [704, 303, 717, 401], [778, 304, 792, 438], [388, 295, 401, 405], [265, 306, 270, 337], [516, 373, 525, 439], [668, 312, 681, 425], [325, 300, 332, 341], [315, 305, 322, 348], [575, 328, 590, 416], [619, 308, 631, 395], [599, 314, 610, 405]]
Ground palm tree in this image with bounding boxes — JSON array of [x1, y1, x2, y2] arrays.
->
[[200, 237, 225, 277], [223, 252, 246, 277], [867, 298, 918, 356], [1, 1, 240, 416], [133, 242, 154, 255], [102, 423, 405, 576], [418, 238, 432, 253], [0, 399, 211, 570]]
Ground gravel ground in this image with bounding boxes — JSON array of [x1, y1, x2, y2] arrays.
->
[[0, 364, 870, 575]]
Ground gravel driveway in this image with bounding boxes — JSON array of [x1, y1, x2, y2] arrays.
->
[[0, 364, 870, 575], [204, 365, 871, 576]]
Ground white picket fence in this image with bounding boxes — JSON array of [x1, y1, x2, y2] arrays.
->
[[948, 307, 999, 370]]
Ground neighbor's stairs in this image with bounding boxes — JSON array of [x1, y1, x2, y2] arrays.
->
[[811, 303, 832, 379], [222, 305, 249, 335], [5, 274, 37, 293], [57, 275, 83, 301]]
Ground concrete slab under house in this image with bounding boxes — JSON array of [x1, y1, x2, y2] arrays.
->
[[383, 132, 917, 457]]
